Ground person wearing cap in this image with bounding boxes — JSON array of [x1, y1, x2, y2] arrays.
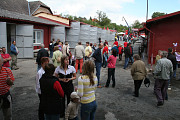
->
[[65, 92, 80, 120]]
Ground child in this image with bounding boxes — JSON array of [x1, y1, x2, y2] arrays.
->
[[108, 45, 112, 52], [105, 49, 117, 88], [65, 92, 80, 120]]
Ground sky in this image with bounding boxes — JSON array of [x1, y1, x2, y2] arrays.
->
[[29, 0, 180, 26]]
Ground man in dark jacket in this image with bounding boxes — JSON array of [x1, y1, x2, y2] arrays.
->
[[124, 43, 131, 69], [36, 44, 49, 71], [167, 47, 177, 78], [92, 43, 103, 88]]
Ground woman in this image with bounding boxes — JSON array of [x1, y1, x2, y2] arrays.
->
[[77, 60, 98, 120], [118, 44, 124, 61], [55, 55, 76, 117], [105, 49, 117, 88], [131, 54, 147, 97], [52, 46, 62, 68], [40, 64, 64, 120]]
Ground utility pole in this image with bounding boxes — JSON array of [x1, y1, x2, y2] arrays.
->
[[146, 0, 148, 21]]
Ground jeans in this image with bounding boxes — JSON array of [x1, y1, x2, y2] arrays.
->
[[124, 57, 129, 69], [129, 56, 134, 63], [119, 54, 122, 61], [0, 93, 12, 120], [154, 79, 169, 103], [105, 68, 115, 87], [44, 114, 60, 120], [81, 101, 97, 120], [75, 59, 83, 73], [95, 61, 102, 86], [50, 51, 53, 58], [134, 80, 143, 97]]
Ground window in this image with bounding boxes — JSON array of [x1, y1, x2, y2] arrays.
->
[[33, 30, 43, 43]]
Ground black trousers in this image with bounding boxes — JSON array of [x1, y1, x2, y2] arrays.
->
[[106, 68, 115, 87], [60, 82, 74, 117], [38, 94, 44, 120], [134, 80, 143, 97], [119, 54, 122, 61]]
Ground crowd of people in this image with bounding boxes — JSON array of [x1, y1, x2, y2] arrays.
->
[[0, 37, 179, 120]]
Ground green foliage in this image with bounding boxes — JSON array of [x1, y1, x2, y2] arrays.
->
[[60, 11, 129, 32], [152, 12, 166, 18], [132, 20, 143, 29]]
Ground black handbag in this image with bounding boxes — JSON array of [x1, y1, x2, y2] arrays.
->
[[144, 77, 150, 87]]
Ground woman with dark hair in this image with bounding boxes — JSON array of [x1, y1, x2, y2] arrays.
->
[[54, 55, 76, 117], [105, 49, 117, 88], [77, 60, 98, 120], [40, 63, 64, 120]]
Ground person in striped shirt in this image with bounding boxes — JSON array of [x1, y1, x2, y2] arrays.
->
[[0, 56, 15, 120], [77, 60, 97, 120]]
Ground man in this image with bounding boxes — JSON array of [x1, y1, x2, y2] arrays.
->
[[10, 41, 19, 70], [104, 40, 108, 46], [74, 42, 85, 74], [84, 42, 92, 60], [36, 57, 49, 120], [118, 44, 124, 61], [102, 43, 108, 68], [131, 54, 147, 97], [124, 43, 131, 69], [49, 40, 54, 58], [92, 43, 103, 88], [153, 51, 173, 106], [129, 43, 134, 63], [36, 44, 49, 71], [113, 39, 118, 46], [1, 47, 12, 69], [111, 44, 119, 56], [0, 56, 15, 120], [62, 42, 70, 56]]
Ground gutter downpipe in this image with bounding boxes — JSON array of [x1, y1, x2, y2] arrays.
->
[[28, 2, 31, 16], [144, 26, 155, 71]]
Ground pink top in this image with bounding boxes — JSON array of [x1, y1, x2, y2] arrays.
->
[[1, 54, 10, 67], [107, 55, 117, 68]]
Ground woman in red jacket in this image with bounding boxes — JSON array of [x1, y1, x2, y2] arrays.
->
[[118, 44, 124, 61]]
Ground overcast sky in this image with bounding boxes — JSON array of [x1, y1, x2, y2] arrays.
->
[[29, 0, 180, 26]]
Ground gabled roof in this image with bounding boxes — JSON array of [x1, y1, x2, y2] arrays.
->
[[147, 11, 180, 23], [0, 8, 60, 26], [29, 1, 53, 15], [0, 0, 29, 15]]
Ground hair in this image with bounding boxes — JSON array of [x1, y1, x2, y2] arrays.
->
[[12, 40, 16, 44], [41, 57, 49, 65], [78, 42, 81, 45], [133, 54, 140, 60], [65, 42, 68, 45], [162, 51, 168, 58], [54, 46, 59, 51], [86, 42, 89, 45], [90, 43, 93, 46], [45, 64, 55, 76], [40, 43, 44, 48], [112, 49, 117, 57], [60, 55, 69, 69], [82, 60, 95, 86], [168, 47, 172, 53]]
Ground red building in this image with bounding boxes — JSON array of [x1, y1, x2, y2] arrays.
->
[[139, 11, 180, 64]]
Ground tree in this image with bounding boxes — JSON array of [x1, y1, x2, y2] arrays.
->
[[152, 12, 166, 18], [132, 20, 143, 29], [96, 10, 111, 26]]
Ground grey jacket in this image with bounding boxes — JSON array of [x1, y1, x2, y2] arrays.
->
[[75, 45, 85, 59]]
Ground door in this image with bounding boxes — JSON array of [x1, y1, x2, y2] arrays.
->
[[16, 24, 33, 58]]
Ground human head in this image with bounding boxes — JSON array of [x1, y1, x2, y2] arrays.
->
[[94, 43, 97, 47], [82, 60, 95, 86], [70, 92, 80, 102], [161, 51, 168, 58], [78, 42, 82, 45], [86, 42, 89, 46], [0, 48, 2, 54], [45, 63, 55, 76], [2, 47, 6, 54], [168, 47, 173, 53], [40, 43, 44, 48], [90, 43, 93, 47], [133, 54, 140, 61], [60, 55, 69, 68], [65, 42, 68, 45], [41, 57, 49, 69], [111, 49, 117, 57], [54, 46, 59, 51], [12, 41, 16, 45], [158, 50, 163, 56], [98, 43, 103, 49]]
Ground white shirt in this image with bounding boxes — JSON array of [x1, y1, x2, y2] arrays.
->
[[36, 67, 45, 94]]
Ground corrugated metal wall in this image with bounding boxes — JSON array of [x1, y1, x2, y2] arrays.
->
[[51, 26, 65, 43], [101, 29, 108, 42], [79, 24, 90, 46], [89, 27, 98, 44]]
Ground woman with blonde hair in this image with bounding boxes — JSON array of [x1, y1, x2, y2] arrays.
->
[[52, 46, 62, 68], [77, 60, 98, 120], [55, 55, 76, 117]]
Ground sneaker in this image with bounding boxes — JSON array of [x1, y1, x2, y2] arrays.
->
[[157, 102, 163, 107], [97, 85, 102, 88]]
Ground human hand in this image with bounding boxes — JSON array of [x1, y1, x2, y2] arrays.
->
[[6, 77, 14, 86]]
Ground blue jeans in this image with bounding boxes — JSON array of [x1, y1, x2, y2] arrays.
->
[[44, 114, 60, 120], [95, 61, 102, 86], [50, 51, 53, 58], [81, 100, 97, 120], [129, 56, 134, 63], [124, 57, 129, 69]]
